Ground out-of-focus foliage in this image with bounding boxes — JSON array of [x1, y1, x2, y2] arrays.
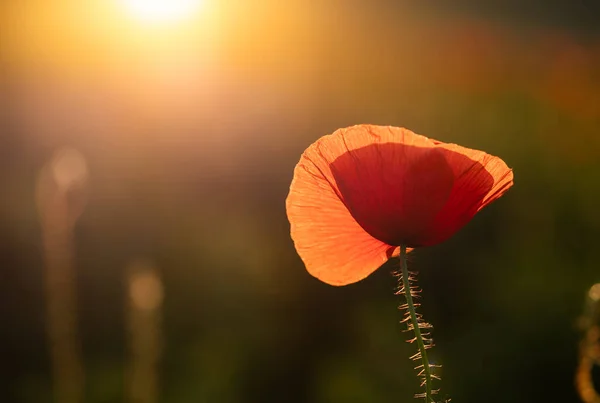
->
[[0, 0, 599, 402]]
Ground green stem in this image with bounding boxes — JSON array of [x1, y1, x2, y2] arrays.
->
[[400, 244, 433, 402]]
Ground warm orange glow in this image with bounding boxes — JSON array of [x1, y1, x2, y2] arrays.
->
[[123, 0, 203, 23]]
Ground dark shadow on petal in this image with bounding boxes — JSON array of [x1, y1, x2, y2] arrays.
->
[[329, 143, 494, 247]]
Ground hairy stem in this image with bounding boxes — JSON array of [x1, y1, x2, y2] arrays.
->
[[399, 244, 434, 402]]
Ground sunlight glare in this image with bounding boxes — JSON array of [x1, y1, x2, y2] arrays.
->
[[123, 0, 202, 23]]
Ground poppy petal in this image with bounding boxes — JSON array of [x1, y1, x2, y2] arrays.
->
[[418, 142, 514, 246], [286, 128, 401, 286], [328, 126, 455, 246], [286, 162, 398, 286]]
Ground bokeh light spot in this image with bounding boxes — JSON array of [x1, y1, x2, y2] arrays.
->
[[589, 284, 600, 302], [130, 263, 164, 311], [51, 148, 88, 192]]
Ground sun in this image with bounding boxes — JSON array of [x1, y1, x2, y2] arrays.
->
[[123, 0, 203, 23]]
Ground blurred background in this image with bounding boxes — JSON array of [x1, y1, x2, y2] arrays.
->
[[1, 0, 599, 402]]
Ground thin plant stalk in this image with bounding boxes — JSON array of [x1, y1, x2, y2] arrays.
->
[[576, 283, 600, 403], [126, 259, 163, 403], [42, 219, 84, 403], [37, 148, 88, 403], [397, 245, 443, 402]]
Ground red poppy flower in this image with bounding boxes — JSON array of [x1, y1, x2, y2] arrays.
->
[[286, 125, 513, 286]]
